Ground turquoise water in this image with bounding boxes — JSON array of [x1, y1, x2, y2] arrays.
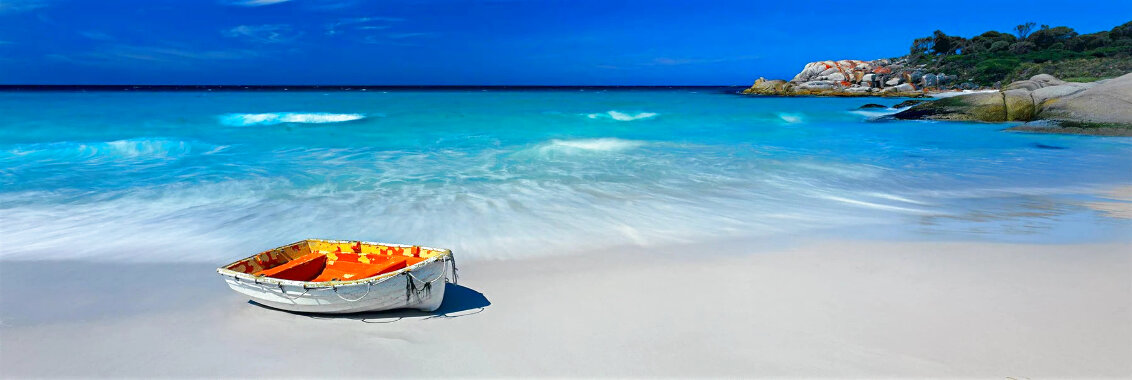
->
[[1, 89, 1130, 261]]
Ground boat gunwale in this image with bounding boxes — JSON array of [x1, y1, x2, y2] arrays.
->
[[215, 238, 453, 288]]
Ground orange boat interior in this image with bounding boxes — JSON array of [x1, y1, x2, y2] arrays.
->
[[225, 239, 442, 283]]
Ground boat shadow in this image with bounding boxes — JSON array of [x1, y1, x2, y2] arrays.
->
[[248, 283, 491, 323]]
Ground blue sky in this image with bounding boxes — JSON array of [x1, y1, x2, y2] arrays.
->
[[2, 0, 1130, 85]]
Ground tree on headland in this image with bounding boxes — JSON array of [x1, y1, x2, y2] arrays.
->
[[904, 20, 1132, 85], [1029, 25, 1078, 49], [931, 30, 964, 55], [910, 36, 934, 56], [1014, 22, 1036, 39], [907, 30, 972, 56]]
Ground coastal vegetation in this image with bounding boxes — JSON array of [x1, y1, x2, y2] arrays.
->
[[906, 21, 1132, 85]]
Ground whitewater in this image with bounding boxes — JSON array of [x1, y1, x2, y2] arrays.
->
[[1, 89, 1130, 262]]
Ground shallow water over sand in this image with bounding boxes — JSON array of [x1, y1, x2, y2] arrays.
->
[[1, 89, 1130, 261]]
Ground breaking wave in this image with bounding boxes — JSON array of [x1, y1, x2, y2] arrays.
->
[[511, 138, 649, 159], [930, 89, 999, 99], [586, 111, 658, 121], [778, 113, 803, 123], [849, 108, 900, 119], [541, 138, 647, 152], [219, 112, 366, 126]]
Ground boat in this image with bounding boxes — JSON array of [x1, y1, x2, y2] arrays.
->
[[216, 239, 457, 314]]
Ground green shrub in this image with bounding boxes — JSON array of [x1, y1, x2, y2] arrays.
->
[[974, 58, 1020, 83], [1009, 41, 1036, 54], [903, 20, 1132, 85]]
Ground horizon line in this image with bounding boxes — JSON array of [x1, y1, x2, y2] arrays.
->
[[0, 84, 750, 91]]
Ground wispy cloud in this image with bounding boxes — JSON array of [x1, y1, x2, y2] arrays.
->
[[386, 32, 433, 39], [594, 55, 760, 70], [305, 0, 356, 10], [360, 32, 434, 46], [324, 17, 432, 45], [650, 57, 699, 66], [645, 56, 759, 66], [48, 44, 261, 66], [79, 31, 115, 41], [594, 55, 762, 69], [0, 0, 49, 14], [219, 0, 290, 6], [112, 45, 260, 61], [224, 24, 301, 43], [325, 16, 403, 36]]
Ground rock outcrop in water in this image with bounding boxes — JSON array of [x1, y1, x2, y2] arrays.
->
[[892, 73, 1132, 136], [743, 59, 971, 97]]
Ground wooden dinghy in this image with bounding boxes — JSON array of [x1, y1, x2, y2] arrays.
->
[[217, 239, 456, 314]]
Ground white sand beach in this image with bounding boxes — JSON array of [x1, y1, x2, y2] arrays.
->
[[2, 238, 1129, 378]]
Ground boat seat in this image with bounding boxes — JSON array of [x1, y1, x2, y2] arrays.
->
[[312, 257, 408, 282], [254, 253, 326, 281]]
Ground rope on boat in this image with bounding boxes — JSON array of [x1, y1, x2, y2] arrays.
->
[[447, 254, 459, 285], [404, 256, 452, 302], [404, 272, 429, 302], [332, 281, 373, 302], [251, 253, 457, 304], [276, 283, 309, 301]]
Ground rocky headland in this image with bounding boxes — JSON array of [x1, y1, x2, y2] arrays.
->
[[744, 59, 1131, 136], [742, 19, 1132, 136], [744, 21, 1132, 97], [892, 73, 1132, 136], [743, 59, 976, 97]]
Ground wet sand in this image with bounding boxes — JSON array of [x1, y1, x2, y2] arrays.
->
[[1, 239, 1130, 378]]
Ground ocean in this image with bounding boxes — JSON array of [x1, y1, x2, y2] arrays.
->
[[2, 88, 1130, 261]]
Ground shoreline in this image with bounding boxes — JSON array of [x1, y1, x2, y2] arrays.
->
[[1005, 122, 1132, 137], [3, 237, 1129, 377], [741, 55, 1131, 137]]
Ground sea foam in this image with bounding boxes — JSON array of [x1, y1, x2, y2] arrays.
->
[[930, 89, 999, 99], [778, 113, 803, 123], [219, 112, 366, 126], [543, 138, 646, 152], [586, 111, 658, 121], [1, 138, 215, 162], [849, 108, 901, 119]]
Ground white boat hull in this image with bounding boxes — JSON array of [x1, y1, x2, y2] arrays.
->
[[219, 253, 452, 314]]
